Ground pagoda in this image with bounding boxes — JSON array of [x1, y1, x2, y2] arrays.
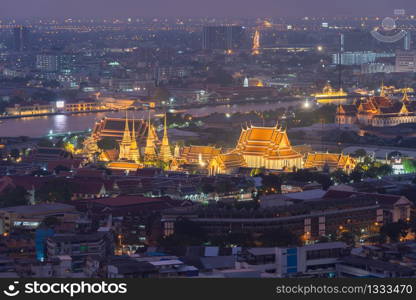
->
[[128, 116, 141, 163], [144, 113, 158, 161], [118, 112, 131, 160], [159, 113, 173, 162]]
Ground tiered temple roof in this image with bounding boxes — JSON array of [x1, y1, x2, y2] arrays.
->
[[92, 117, 148, 145], [233, 124, 302, 160], [304, 152, 356, 172], [181, 146, 222, 164]]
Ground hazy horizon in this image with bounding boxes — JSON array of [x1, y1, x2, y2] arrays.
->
[[1, 0, 415, 18]]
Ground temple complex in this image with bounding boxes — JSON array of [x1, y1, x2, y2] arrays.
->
[[91, 117, 148, 144], [336, 87, 416, 127]]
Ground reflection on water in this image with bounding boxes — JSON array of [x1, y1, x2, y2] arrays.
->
[[53, 115, 68, 133], [0, 100, 302, 137]]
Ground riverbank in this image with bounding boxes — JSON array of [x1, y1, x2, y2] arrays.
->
[[0, 96, 301, 120], [0, 99, 303, 138]]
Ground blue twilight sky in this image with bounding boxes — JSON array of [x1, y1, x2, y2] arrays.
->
[[1, 0, 415, 18]]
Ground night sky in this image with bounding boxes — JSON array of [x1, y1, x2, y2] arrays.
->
[[1, 0, 416, 18]]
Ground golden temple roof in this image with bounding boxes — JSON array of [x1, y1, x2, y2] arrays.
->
[[234, 125, 302, 159]]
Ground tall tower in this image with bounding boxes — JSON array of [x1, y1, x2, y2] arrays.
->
[[404, 32, 411, 51], [252, 30, 260, 55], [128, 116, 141, 163], [159, 113, 173, 162], [119, 111, 131, 160], [144, 112, 158, 161]]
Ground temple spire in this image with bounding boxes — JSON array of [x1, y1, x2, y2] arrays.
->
[[128, 114, 140, 163], [118, 110, 131, 160], [380, 81, 386, 97], [402, 89, 410, 103], [144, 111, 157, 161], [159, 113, 173, 162]]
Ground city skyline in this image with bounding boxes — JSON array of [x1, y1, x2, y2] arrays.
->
[[1, 0, 416, 18]]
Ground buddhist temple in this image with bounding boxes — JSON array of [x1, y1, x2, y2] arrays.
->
[[208, 153, 247, 175], [304, 152, 356, 173], [232, 124, 303, 170], [159, 114, 173, 163], [336, 87, 416, 127], [91, 116, 148, 144], [181, 146, 221, 166]]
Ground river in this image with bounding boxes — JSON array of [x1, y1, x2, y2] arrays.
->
[[0, 100, 303, 138]]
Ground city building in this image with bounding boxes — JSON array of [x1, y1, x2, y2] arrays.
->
[[161, 190, 412, 240], [202, 26, 246, 50], [13, 26, 30, 52], [0, 203, 77, 235], [332, 52, 394, 66], [46, 231, 114, 272], [395, 51, 416, 72]]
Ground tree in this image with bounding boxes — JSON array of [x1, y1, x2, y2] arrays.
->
[[206, 68, 233, 86], [258, 228, 301, 247], [339, 231, 356, 246], [331, 169, 350, 184], [380, 221, 409, 243], [403, 159, 416, 174], [352, 149, 367, 159], [37, 139, 54, 148], [54, 165, 70, 174], [349, 170, 364, 183], [42, 216, 61, 228], [0, 186, 29, 207], [260, 174, 283, 194], [10, 149, 20, 160], [36, 179, 73, 203], [200, 183, 215, 194], [158, 218, 207, 247], [152, 87, 171, 103], [315, 173, 333, 190]]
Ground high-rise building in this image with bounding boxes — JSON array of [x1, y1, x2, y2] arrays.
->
[[36, 54, 77, 73], [36, 54, 58, 72], [202, 26, 246, 50], [252, 30, 260, 55], [13, 26, 30, 52], [404, 32, 412, 51], [332, 52, 394, 66], [395, 50, 416, 72]]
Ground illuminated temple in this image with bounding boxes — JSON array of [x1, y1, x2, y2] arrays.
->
[[304, 152, 356, 173], [85, 112, 174, 170], [336, 87, 416, 127]]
